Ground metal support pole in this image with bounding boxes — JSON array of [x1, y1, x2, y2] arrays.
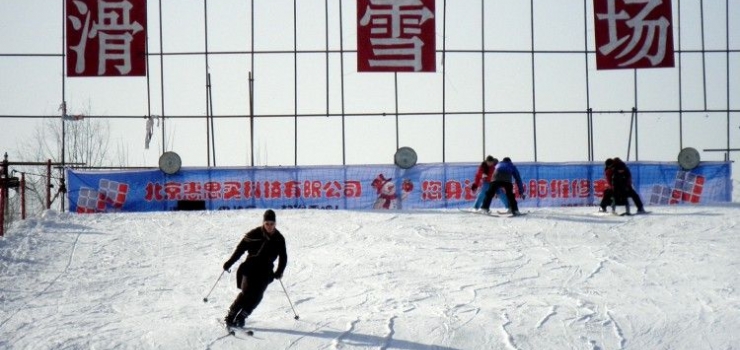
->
[[61, 1, 67, 196], [1, 153, 7, 178], [699, 0, 708, 110], [481, 0, 486, 159], [530, 0, 538, 161], [394, 73, 399, 151], [46, 160, 52, 209], [0, 180, 5, 238], [726, 0, 731, 158], [250, 0, 255, 167], [206, 75, 211, 166], [324, 0, 330, 122], [633, 68, 639, 161], [678, 0, 684, 150], [635, 108, 639, 161], [293, 0, 298, 166], [145, 29, 153, 151], [587, 108, 594, 162], [208, 73, 216, 166], [59, 174, 66, 213], [0, 153, 7, 237], [204, 0, 211, 167], [21, 173, 26, 220], [583, 0, 592, 162], [442, 0, 447, 163], [249, 72, 255, 166], [627, 108, 636, 161], [339, 0, 347, 166], [159, 0, 166, 153]]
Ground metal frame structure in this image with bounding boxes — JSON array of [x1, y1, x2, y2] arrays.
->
[[0, 0, 737, 167]]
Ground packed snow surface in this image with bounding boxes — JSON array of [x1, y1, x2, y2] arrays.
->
[[1, 206, 739, 349]]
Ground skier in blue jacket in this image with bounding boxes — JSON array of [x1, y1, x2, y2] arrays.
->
[[480, 157, 525, 216], [471, 156, 509, 210]]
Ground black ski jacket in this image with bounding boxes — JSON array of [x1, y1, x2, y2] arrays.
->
[[224, 226, 287, 281]]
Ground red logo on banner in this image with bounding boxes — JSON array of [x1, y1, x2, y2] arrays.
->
[[66, 0, 147, 77], [357, 0, 436, 72], [76, 179, 131, 213], [593, 0, 675, 69]]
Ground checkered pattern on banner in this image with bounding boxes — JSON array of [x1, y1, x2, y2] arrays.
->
[[75, 180, 130, 214], [99, 179, 129, 209], [649, 185, 673, 205], [672, 171, 704, 204], [650, 171, 705, 205], [76, 187, 101, 213]]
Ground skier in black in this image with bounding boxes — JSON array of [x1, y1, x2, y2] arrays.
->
[[610, 161, 632, 213], [222, 209, 287, 327], [600, 158, 646, 214], [599, 158, 617, 212], [610, 157, 646, 214]]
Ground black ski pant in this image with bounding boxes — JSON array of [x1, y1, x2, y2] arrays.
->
[[599, 188, 610, 210], [600, 187, 644, 211], [626, 187, 645, 211], [229, 269, 274, 318], [481, 181, 518, 213], [600, 188, 621, 209]]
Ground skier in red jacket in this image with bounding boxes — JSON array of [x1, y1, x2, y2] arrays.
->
[[471, 156, 509, 210]]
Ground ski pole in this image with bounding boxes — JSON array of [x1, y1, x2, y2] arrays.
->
[[279, 279, 300, 320], [203, 270, 226, 303]]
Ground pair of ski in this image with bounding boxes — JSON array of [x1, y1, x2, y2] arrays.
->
[[462, 209, 527, 217], [596, 210, 650, 217], [217, 318, 254, 336]]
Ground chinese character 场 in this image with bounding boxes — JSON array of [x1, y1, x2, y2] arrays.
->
[[357, 0, 436, 72], [67, 0, 147, 76], [593, 0, 675, 69]]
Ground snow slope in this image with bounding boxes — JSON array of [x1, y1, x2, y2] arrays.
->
[[1, 206, 739, 349]]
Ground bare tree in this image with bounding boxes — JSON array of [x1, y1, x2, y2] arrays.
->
[[32, 116, 112, 167], [10, 102, 124, 217]]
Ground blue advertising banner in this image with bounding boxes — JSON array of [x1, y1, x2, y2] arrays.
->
[[66, 162, 732, 213]]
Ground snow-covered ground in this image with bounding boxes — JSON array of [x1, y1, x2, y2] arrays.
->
[[1, 204, 739, 349]]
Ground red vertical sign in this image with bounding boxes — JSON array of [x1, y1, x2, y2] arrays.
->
[[357, 0, 436, 72], [66, 0, 147, 77], [593, 0, 675, 70]]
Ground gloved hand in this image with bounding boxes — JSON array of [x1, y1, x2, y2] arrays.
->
[[223, 260, 233, 271], [274, 271, 283, 280], [471, 184, 478, 192]]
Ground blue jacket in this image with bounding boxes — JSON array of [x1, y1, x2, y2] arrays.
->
[[492, 160, 524, 193]]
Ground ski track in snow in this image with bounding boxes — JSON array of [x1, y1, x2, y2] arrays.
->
[[584, 259, 606, 281], [500, 312, 519, 350], [606, 310, 626, 350], [331, 318, 359, 350], [379, 316, 396, 350], [0, 229, 82, 331], [285, 321, 333, 349], [535, 306, 557, 329]]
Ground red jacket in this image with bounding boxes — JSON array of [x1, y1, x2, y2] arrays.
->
[[473, 163, 494, 187], [604, 167, 614, 189]]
